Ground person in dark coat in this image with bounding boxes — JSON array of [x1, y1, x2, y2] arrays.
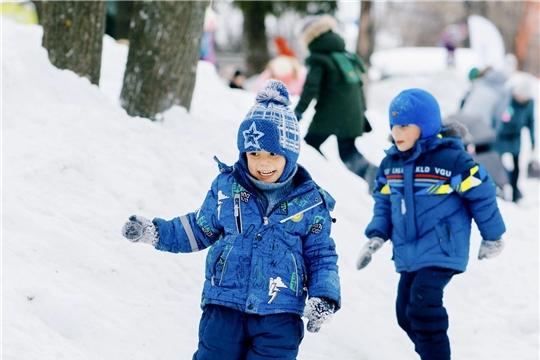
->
[[495, 79, 536, 202], [294, 15, 377, 193], [121, 80, 341, 359], [357, 89, 506, 360]]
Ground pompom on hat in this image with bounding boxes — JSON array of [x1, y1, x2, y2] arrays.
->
[[237, 79, 301, 181], [389, 88, 442, 139]]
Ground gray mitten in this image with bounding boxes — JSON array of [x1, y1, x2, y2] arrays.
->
[[356, 237, 385, 270], [303, 297, 335, 333], [478, 239, 505, 260], [121, 215, 160, 247]]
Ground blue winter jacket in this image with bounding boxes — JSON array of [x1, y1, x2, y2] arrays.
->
[[365, 127, 506, 273], [152, 159, 341, 316], [495, 98, 535, 155]]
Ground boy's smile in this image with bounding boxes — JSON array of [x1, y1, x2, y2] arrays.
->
[[391, 124, 422, 151], [246, 151, 286, 183]]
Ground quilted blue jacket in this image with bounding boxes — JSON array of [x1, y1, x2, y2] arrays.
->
[[153, 159, 341, 316], [365, 129, 506, 273]]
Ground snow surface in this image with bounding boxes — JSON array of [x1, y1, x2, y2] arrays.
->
[[2, 18, 539, 360]]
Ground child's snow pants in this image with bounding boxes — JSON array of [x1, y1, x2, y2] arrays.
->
[[396, 267, 457, 360], [193, 304, 304, 360]]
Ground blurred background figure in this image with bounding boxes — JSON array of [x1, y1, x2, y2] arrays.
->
[[293, 15, 377, 193], [229, 69, 245, 89], [437, 23, 467, 68], [253, 36, 306, 96], [446, 66, 512, 194], [494, 79, 536, 202], [200, 6, 217, 67]]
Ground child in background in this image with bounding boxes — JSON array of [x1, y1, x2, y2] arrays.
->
[[229, 69, 245, 89], [121, 80, 341, 360], [356, 89, 506, 360], [294, 15, 377, 192], [495, 79, 536, 202]]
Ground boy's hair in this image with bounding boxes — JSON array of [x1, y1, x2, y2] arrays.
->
[[237, 79, 301, 181], [389, 88, 442, 139]]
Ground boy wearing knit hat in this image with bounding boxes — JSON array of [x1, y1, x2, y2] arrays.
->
[[121, 80, 341, 359], [356, 89, 506, 360]]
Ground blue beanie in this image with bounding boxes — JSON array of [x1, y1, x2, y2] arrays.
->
[[237, 79, 301, 181], [389, 88, 441, 139]]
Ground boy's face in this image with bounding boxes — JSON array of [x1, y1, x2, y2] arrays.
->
[[391, 124, 422, 151], [246, 151, 286, 183]]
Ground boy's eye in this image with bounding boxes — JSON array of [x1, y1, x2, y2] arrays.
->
[[269, 152, 277, 156], [248, 152, 259, 156]]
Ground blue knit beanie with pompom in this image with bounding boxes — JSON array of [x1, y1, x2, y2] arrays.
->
[[237, 79, 301, 181], [389, 88, 442, 139]]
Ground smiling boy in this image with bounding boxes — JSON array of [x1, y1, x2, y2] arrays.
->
[[356, 88, 506, 360], [121, 80, 341, 359]]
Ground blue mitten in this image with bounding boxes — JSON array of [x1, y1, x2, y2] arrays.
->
[[478, 239, 505, 260], [121, 215, 160, 247], [356, 237, 385, 270], [303, 297, 335, 333]]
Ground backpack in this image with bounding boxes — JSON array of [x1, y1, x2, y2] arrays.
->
[[330, 52, 366, 84]]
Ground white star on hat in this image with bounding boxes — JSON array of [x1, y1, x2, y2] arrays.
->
[[243, 122, 265, 149]]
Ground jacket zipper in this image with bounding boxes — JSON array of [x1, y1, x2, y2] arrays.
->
[[279, 200, 323, 223], [234, 194, 243, 233]]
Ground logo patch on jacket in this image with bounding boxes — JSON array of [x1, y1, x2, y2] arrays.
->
[[240, 191, 250, 202], [275, 202, 288, 215], [268, 276, 287, 304], [217, 190, 230, 220]]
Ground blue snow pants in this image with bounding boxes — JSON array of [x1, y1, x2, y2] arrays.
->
[[192, 304, 304, 360], [396, 267, 457, 360]]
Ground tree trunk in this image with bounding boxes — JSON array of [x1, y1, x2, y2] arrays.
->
[[31, 1, 43, 24], [115, 1, 134, 41], [242, 2, 269, 76], [357, 0, 375, 67], [120, 1, 207, 118], [41, 1, 106, 86]]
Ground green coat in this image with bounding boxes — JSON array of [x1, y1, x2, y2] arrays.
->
[[295, 31, 367, 138]]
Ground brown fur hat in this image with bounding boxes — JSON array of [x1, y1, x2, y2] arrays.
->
[[301, 15, 337, 48]]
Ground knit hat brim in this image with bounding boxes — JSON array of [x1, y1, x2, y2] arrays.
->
[[238, 79, 301, 182]]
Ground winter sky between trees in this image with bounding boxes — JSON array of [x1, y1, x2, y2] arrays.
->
[[2, 14, 539, 360]]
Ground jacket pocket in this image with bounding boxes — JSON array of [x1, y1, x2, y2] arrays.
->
[[435, 222, 455, 256], [290, 253, 307, 297], [211, 244, 234, 286]]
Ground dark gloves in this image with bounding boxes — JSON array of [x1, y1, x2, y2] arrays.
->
[[356, 237, 384, 270], [121, 215, 160, 247], [294, 110, 303, 121], [303, 297, 335, 333], [478, 239, 505, 260]]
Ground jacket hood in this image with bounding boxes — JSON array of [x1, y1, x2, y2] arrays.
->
[[301, 14, 337, 48], [308, 31, 346, 54], [441, 120, 469, 139]]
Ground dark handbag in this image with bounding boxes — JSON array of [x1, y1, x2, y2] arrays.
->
[[527, 159, 540, 178]]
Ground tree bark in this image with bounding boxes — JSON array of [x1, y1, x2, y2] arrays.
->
[[242, 2, 270, 76], [120, 1, 207, 118], [41, 1, 106, 86], [357, 0, 375, 67], [115, 1, 134, 41]]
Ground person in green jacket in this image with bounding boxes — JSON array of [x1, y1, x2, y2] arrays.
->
[[294, 15, 377, 193]]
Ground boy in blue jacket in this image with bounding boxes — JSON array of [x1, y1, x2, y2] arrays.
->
[[121, 80, 341, 360], [356, 89, 505, 360]]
